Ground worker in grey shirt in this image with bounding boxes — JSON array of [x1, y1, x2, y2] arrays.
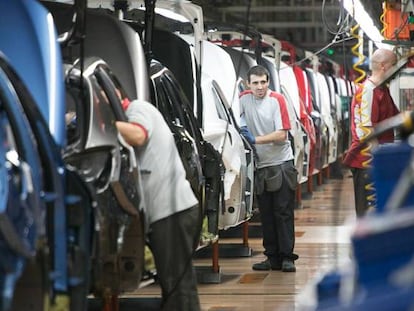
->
[[240, 65, 298, 272], [116, 98, 201, 311]]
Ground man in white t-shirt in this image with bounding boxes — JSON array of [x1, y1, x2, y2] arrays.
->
[[116, 98, 201, 311], [240, 65, 298, 272]]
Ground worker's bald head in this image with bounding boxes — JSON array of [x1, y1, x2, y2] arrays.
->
[[371, 49, 397, 72]]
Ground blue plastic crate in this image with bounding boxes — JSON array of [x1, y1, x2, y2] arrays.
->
[[371, 142, 414, 213], [317, 285, 414, 311], [351, 210, 414, 288]]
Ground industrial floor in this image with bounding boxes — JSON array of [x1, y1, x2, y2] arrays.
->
[[91, 168, 356, 311]]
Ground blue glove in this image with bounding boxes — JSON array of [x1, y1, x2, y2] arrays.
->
[[240, 126, 255, 145]]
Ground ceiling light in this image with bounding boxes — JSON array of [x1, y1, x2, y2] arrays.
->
[[342, 0, 392, 49]]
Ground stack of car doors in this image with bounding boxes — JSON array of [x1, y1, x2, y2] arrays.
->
[[200, 40, 254, 230], [281, 42, 328, 180], [156, 2, 254, 231], [285, 47, 317, 184], [0, 49, 95, 311], [84, 1, 222, 248], [0, 1, 95, 310], [301, 56, 337, 171], [316, 70, 339, 167], [278, 60, 310, 185], [120, 17, 222, 246], [125, 1, 255, 234], [42, 0, 147, 303], [304, 66, 330, 173], [335, 75, 353, 154], [146, 57, 221, 243], [63, 58, 145, 296], [325, 71, 345, 161], [165, 21, 254, 230], [292, 63, 317, 180]]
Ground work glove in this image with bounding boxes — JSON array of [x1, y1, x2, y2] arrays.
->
[[240, 126, 256, 145]]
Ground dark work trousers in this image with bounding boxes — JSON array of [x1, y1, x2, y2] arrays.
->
[[148, 204, 201, 311], [350, 167, 373, 217], [257, 178, 296, 263]]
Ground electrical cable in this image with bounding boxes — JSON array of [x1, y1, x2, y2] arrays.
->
[[275, 0, 356, 70], [288, 36, 354, 68], [391, 0, 410, 40], [350, 23, 366, 89], [351, 22, 376, 210], [293, 1, 352, 67], [381, 1, 388, 38], [393, 15, 409, 40], [322, 0, 349, 36]]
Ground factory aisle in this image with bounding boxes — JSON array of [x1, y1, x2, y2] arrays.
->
[[124, 169, 356, 311]]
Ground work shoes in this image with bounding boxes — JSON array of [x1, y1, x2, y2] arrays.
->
[[281, 259, 296, 272], [252, 259, 281, 271], [252, 259, 296, 272]]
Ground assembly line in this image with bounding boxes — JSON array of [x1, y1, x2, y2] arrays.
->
[[2, 0, 414, 310]]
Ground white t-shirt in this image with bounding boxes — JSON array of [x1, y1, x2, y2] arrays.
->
[[125, 100, 198, 224], [240, 90, 294, 168]]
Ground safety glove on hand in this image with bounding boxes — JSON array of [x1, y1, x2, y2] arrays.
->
[[240, 126, 256, 145]]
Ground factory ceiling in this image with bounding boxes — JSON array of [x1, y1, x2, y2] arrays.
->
[[192, 0, 388, 66]]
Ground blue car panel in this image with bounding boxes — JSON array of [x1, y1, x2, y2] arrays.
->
[[0, 59, 45, 310], [0, 0, 66, 146]]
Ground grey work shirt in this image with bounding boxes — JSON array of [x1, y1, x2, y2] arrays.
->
[[125, 100, 198, 225], [240, 90, 294, 168]]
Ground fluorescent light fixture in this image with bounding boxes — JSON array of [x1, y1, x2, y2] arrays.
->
[[137, 6, 190, 23], [342, 0, 391, 49], [154, 7, 190, 23]]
